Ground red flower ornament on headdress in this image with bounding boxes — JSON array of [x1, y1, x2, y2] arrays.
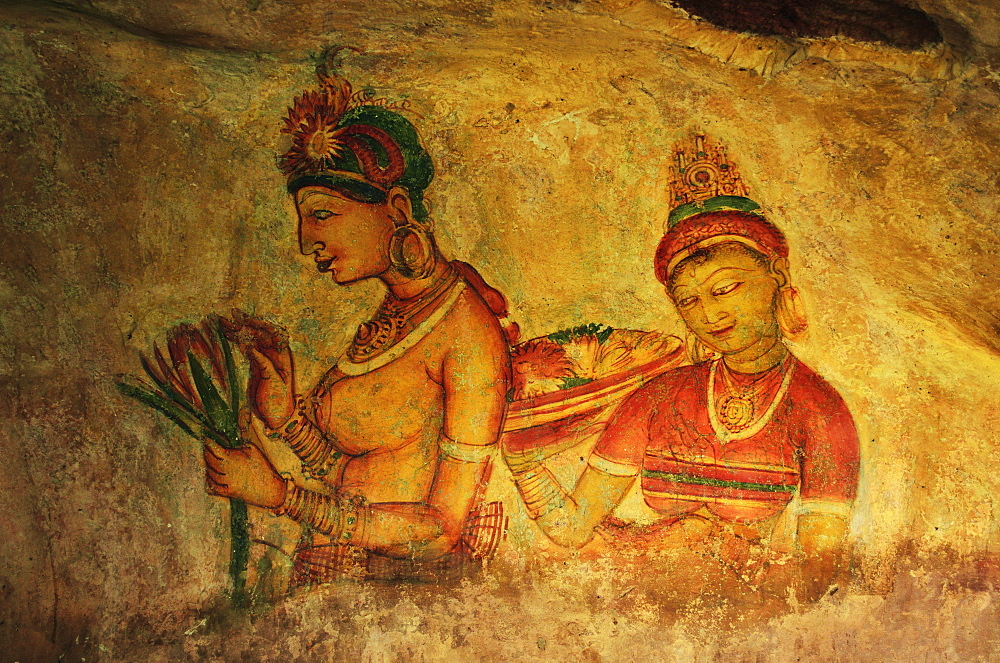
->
[[279, 76, 406, 189]]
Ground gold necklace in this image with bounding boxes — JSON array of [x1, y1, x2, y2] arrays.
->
[[715, 361, 781, 432], [347, 268, 458, 362], [708, 356, 794, 441]]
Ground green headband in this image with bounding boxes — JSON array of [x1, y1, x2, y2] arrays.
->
[[667, 195, 763, 227], [281, 83, 435, 220]]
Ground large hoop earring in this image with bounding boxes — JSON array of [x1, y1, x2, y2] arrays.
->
[[389, 224, 435, 280]]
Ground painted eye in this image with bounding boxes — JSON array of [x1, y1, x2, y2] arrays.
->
[[712, 281, 742, 297], [677, 296, 698, 310], [313, 209, 338, 221]]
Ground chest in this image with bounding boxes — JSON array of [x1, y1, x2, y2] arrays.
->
[[647, 369, 804, 466], [312, 350, 445, 456], [640, 374, 804, 521]]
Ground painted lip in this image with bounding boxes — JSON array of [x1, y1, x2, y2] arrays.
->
[[708, 324, 735, 337], [315, 258, 334, 273]]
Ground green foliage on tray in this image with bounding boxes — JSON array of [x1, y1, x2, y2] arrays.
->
[[547, 323, 614, 346], [559, 376, 596, 390]]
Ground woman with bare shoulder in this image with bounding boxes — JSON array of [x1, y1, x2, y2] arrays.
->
[[204, 74, 513, 588]]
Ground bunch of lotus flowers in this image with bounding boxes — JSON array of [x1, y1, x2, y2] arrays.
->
[[118, 316, 242, 446], [116, 314, 250, 607]]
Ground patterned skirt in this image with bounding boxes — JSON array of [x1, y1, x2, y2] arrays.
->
[[291, 500, 506, 586]]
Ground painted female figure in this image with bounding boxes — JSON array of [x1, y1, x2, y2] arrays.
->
[[505, 135, 859, 602], [203, 74, 512, 587]]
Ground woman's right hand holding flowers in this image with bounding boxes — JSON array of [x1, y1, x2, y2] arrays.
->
[[220, 309, 296, 429], [204, 438, 287, 509]]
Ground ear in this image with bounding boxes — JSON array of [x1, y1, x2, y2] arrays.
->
[[386, 186, 415, 228], [770, 257, 791, 289]]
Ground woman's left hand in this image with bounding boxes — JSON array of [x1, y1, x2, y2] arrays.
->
[[204, 440, 287, 509], [218, 310, 296, 429]]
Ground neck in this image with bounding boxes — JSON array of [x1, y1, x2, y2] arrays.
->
[[381, 255, 451, 300], [722, 333, 788, 374]]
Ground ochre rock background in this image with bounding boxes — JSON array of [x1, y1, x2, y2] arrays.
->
[[2, 0, 999, 660]]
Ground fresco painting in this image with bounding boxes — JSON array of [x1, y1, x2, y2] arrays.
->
[[4, 1, 1000, 659], [504, 131, 859, 607], [118, 69, 859, 611]]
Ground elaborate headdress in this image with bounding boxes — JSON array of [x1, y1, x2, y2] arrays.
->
[[654, 132, 807, 337], [279, 74, 434, 221]]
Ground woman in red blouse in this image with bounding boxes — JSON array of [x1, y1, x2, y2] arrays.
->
[[506, 197, 859, 603]]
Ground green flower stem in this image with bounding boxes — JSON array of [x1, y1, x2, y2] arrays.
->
[[121, 317, 252, 609], [228, 498, 250, 607]]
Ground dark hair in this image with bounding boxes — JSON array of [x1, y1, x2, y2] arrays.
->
[[667, 241, 770, 292], [452, 261, 520, 345]]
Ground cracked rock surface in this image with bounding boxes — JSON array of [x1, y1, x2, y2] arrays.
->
[[2, 0, 999, 660]]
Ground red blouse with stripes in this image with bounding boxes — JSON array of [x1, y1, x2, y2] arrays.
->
[[592, 356, 859, 523]]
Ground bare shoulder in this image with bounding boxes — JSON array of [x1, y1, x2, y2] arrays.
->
[[436, 283, 507, 350]]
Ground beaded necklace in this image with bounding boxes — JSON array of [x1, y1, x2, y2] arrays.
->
[[707, 355, 795, 443], [346, 267, 459, 363]]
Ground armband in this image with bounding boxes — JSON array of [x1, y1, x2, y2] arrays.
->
[[440, 435, 495, 463]]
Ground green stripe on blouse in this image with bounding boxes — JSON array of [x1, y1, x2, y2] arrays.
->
[[641, 469, 796, 493]]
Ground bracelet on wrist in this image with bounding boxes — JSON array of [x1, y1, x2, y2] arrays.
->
[[273, 482, 369, 548], [265, 395, 342, 479], [512, 465, 568, 520]]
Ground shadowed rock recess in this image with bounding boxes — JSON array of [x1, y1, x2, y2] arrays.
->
[[2, 0, 1000, 660], [674, 0, 942, 49]]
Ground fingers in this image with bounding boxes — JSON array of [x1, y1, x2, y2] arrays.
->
[[204, 446, 230, 496], [217, 320, 240, 344], [253, 320, 284, 337], [205, 473, 229, 497], [217, 309, 241, 330], [206, 470, 228, 488], [232, 309, 288, 346], [204, 438, 256, 464], [244, 345, 270, 363], [227, 308, 249, 327], [204, 461, 226, 480], [250, 328, 289, 354], [203, 438, 227, 461], [203, 453, 226, 476], [218, 314, 289, 355], [218, 308, 253, 342]]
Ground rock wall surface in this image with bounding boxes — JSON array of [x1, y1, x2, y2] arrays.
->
[[1, 0, 999, 660]]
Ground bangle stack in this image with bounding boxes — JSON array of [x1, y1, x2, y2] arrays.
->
[[510, 465, 568, 520], [268, 396, 341, 479], [274, 483, 370, 548]]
